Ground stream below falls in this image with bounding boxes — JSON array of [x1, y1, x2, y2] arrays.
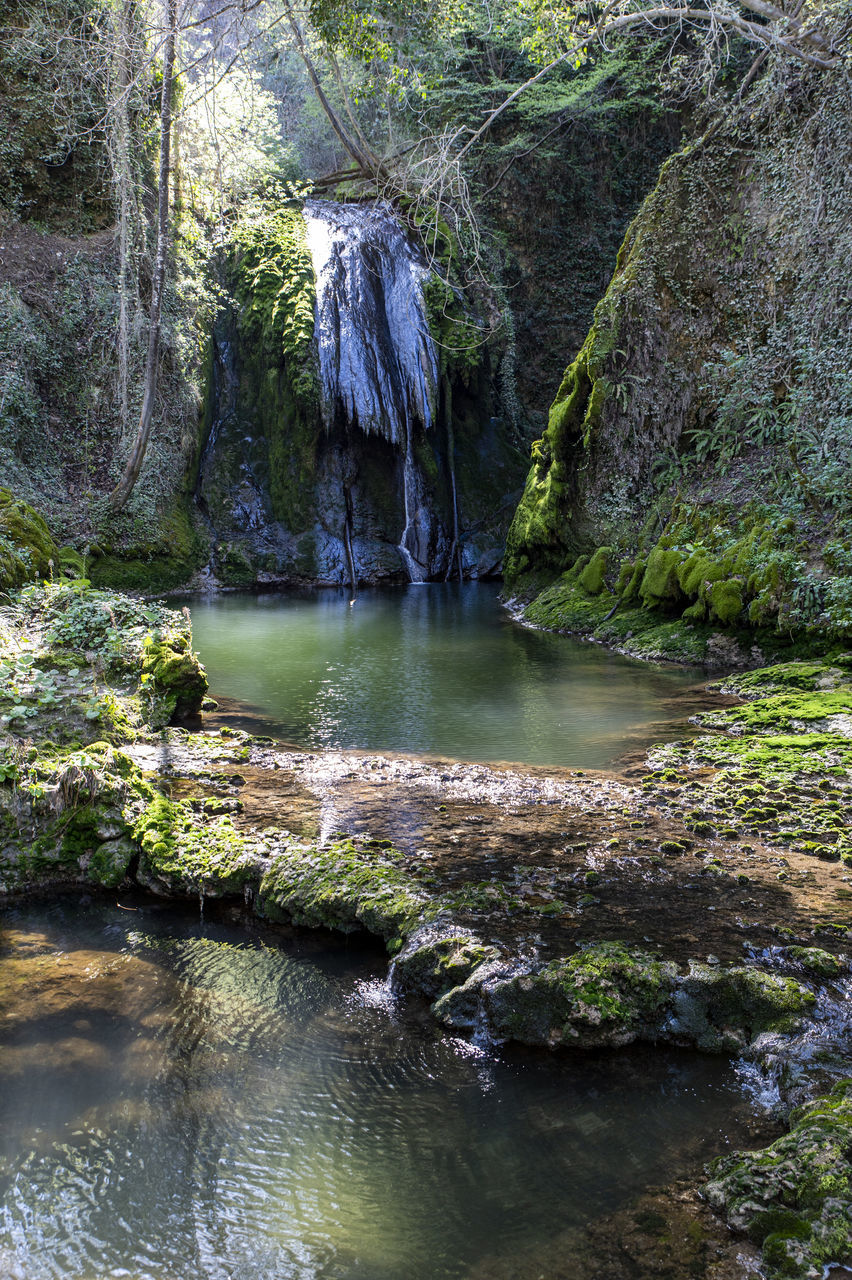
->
[[0, 899, 760, 1280]]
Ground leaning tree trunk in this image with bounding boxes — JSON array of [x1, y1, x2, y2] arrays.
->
[[110, 0, 178, 511]]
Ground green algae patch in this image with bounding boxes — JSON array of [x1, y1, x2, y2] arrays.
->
[[705, 1078, 852, 1279], [480, 942, 677, 1048], [258, 838, 436, 948], [699, 687, 852, 736], [134, 792, 258, 896]]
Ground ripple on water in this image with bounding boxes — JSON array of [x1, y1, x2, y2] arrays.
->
[[0, 901, 755, 1280]]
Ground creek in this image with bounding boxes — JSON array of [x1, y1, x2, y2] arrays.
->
[[0, 899, 756, 1280], [186, 582, 716, 768]]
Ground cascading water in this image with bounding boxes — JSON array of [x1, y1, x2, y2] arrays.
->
[[304, 200, 441, 582]]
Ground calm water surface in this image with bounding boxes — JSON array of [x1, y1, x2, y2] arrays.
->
[[0, 900, 750, 1280], [187, 584, 710, 767]]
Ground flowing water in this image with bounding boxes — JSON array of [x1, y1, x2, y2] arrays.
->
[[187, 582, 716, 768], [0, 899, 754, 1280]]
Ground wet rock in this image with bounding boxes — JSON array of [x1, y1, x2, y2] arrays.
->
[[705, 1079, 852, 1280], [391, 925, 501, 1000], [141, 634, 208, 726], [667, 965, 815, 1053], [87, 836, 138, 888]]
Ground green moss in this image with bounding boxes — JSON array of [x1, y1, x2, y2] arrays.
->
[[257, 838, 437, 949], [504, 328, 603, 581], [88, 498, 206, 592], [229, 202, 318, 408], [783, 948, 844, 979], [483, 942, 678, 1047], [579, 546, 612, 595], [422, 275, 483, 383], [698, 686, 852, 735], [87, 835, 137, 888], [0, 487, 59, 588], [706, 1078, 852, 1279], [639, 546, 684, 608], [706, 578, 744, 625], [392, 931, 499, 999], [134, 792, 256, 895], [140, 633, 208, 726]]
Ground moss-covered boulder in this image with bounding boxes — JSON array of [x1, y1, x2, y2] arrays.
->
[[134, 793, 258, 896], [669, 964, 815, 1053], [705, 1078, 852, 1279], [391, 927, 501, 1000], [435, 942, 679, 1047], [141, 633, 208, 726], [0, 488, 59, 589], [0, 741, 148, 893]]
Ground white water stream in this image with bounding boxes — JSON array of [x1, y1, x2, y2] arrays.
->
[[303, 200, 439, 580]]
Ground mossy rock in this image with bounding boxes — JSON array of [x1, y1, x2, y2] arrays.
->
[[671, 964, 815, 1051], [0, 488, 59, 588], [134, 793, 258, 896], [437, 942, 678, 1048], [141, 634, 208, 726], [257, 838, 436, 949], [391, 929, 500, 1000], [87, 835, 138, 888], [579, 546, 612, 595], [640, 546, 685, 608], [706, 1078, 852, 1279]]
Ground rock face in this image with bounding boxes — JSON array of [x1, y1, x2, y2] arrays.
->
[[505, 61, 852, 645], [197, 200, 526, 587]]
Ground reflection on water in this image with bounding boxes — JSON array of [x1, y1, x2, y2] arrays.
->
[[0, 901, 751, 1280], [186, 584, 709, 767]]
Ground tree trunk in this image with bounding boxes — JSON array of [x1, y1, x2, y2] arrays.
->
[[281, 0, 375, 175], [109, 0, 178, 511]]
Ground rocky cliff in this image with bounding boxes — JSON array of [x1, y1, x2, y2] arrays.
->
[[506, 59, 852, 659]]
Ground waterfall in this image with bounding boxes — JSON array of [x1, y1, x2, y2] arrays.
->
[[303, 200, 440, 580]]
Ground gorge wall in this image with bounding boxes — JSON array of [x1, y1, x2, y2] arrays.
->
[[506, 60, 852, 657]]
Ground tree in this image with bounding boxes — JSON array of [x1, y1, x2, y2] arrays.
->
[[109, 0, 177, 510]]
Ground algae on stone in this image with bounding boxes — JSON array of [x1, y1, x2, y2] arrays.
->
[[705, 1078, 852, 1279]]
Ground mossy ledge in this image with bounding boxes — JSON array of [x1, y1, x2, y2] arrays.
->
[[504, 63, 852, 666], [705, 1079, 852, 1280]]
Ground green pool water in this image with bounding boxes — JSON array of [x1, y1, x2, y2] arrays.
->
[[186, 584, 712, 767], [0, 900, 751, 1280]]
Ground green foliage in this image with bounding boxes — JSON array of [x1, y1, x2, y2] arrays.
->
[[0, 0, 111, 226], [422, 274, 484, 382]]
